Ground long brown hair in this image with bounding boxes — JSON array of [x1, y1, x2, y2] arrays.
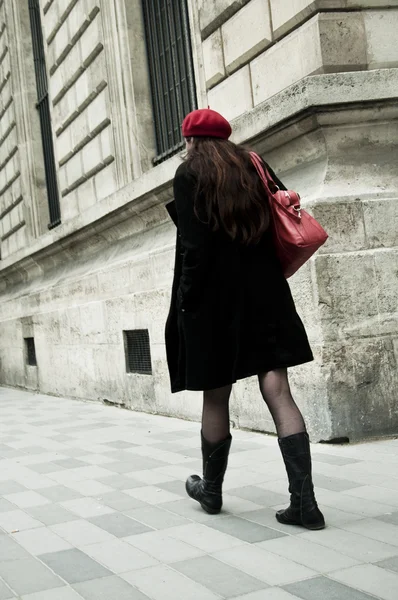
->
[[185, 137, 270, 244]]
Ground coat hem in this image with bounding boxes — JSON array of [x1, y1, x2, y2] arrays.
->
[[170, 355, 314, 394]]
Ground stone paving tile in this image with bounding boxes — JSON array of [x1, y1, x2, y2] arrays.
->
[[234, 590, 303, 600], [21, 587, 83, 600], [209, 515, 286, 543], [174, 554, 268, 597], [124, 529, 205, 563], [338, 517, 398, 547], [12, 528, 72, 555], [0, 510, 43, 533], [0, 481, 27, 495], [284, 576, 378, 600], [3, 491, 50, 509], [89, 513, 153, 538], [0, 579, 15, 600], [38, 485, 83, 503], [125, 505, 191, 530], [122, 564, 220, 600], [24, 504, 77, 526], [0, 500, 16, 514], [81, 539, 159, 573], [40, 548, 111, 584], [0, 534, 31, 562], [330, 564, 398, 600], [212, 544, 317, 586], [298, 527, 398, 562], [73, 575, 150, 600], [0, 557, 64, 596], [375, 556, 398, 575], [50, 520, 115, 546], [257, 536, 360, 573]]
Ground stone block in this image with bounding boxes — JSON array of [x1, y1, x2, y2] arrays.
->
[[99, 126, 113, 160], [319, 12, 367, 71], [374, 249, 398, 319], [66, 151, 84, 187], [93, 162, 118, 201], [61, 189, 79, 221], [322, 337, 398, 440], [363, 198, 398, 250], [364, 9, 398, 69], [77, 177, 96, 213], [43, 1, 59, 39], [199, 0, 251, 39], [80, 18, 101, 64], [87, 89, 108, 132], [82, 136, 102, 175], [74, 70, 89, 108], [311, 200, 367, 253], [79, 302, 107, 343], [251, 16, 321, 104], [57, 128, 73, 163], [54, 20, 69, 63], [202, 29, 225, 88], [222, 0, 272, 73], [251, 12, 366, 105], [315, 252, 381, 341], [208, 65, 253, 121]]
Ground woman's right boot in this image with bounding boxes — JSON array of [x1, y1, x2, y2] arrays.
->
[[277, 431, 325, 530], [186, 432, 232, 514]]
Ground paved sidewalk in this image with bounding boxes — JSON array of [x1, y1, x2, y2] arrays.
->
[[0, 387, 398, 600]]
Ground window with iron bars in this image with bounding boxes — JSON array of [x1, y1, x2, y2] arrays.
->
[[142, 0, 197, 164], [28, 0, 61, 229]]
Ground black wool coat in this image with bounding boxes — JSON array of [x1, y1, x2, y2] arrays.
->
[[165, 160, 313, 393]]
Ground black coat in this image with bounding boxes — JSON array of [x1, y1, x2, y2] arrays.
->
[[165, 160, 313, 393]]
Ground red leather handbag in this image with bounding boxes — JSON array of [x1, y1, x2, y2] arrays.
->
[[250, 152, 328, 278]]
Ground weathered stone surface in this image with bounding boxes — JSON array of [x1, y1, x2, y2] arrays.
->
[[251, 12, 367, 105], [199, 0, 251, 39], [202, 29, 225, 88], [208, 65, 253, 121], [364, 9, 398, 69], [222, 0, 272, 73]]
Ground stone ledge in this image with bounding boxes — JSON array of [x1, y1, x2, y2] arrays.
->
[[1, 69, 397, 275], [43, 0, 55, 14]]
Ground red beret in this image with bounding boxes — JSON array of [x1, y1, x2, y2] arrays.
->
[[182, 108, 232, 140]]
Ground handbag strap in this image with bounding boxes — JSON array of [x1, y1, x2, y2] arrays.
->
[[249, 152, 279, 196]]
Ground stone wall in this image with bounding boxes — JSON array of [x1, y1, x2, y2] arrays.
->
[[0, 0, 397, 442], [0, 0, 27, 258], [202, 1, 398, 120]]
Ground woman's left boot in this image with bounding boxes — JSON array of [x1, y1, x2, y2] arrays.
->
[[186, 432, 232, 514], [276, 432, 325, 530]]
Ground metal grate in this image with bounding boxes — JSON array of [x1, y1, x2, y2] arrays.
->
[[25, 338, 37, 366], [142, 0, 197, 164], [29, 0, 61, 229], [124, 330, 152, 375]]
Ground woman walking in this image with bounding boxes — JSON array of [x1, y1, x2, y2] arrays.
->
[[165, 108, 325, 530]]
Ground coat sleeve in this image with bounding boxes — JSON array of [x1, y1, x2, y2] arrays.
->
[[173, 166, 213, 309]]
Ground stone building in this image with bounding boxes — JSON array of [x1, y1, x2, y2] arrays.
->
[[0, 0, 397, 441]]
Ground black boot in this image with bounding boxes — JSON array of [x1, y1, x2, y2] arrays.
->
[[276, 432, 325, 530], [186, 432, 232, 515]]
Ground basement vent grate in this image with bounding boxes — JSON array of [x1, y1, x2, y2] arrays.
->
[[124, 329, 152, 375]]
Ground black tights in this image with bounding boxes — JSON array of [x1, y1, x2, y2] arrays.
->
[[201, 369, 306, 444]]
